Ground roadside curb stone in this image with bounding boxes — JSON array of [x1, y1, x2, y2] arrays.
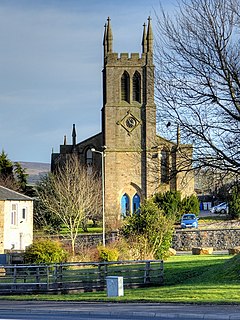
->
[[1, 302, 240, 319]]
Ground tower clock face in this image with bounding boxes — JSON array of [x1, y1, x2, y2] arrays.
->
[[117, 111, 141, 134], [126, 117, 136, 128]]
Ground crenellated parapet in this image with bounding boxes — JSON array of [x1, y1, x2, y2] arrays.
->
[[105, 52, 147, 66]]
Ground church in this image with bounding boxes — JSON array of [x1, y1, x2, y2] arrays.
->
[[51, 17, 194, 228]]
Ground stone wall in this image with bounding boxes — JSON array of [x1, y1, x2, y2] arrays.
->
[[36, 229, 240, 252], [69, 229, 240, 251], [35, 232, 119, 252], [172, 229, 240, 251]]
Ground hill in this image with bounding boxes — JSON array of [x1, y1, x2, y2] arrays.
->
[[19, 162, 50, 185]]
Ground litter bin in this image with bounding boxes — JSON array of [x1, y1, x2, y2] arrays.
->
[[106, 276, 124, 297]]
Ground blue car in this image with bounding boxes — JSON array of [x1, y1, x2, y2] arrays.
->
[[181, 213, 198, 229]]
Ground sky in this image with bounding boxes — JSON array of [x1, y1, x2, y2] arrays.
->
[[0, 0, 176, 163]]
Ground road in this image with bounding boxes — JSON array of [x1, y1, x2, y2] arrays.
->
[[0, 301, 240, 319]]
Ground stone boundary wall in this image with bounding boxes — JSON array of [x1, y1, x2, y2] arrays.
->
[[34, 232, 118, 250], [35, 229, 240, 252], [172, 229, 240, 251]]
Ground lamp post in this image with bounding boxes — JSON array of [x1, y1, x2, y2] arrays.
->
[[91, 147, 106, 246]]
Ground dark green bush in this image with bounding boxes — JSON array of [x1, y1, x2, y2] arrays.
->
[[153, 191, 200, 221], [229, 185, 240, 219], [181, 194, 200, 216], [24, 239, 68, 264], [153, 191, 181, 220]]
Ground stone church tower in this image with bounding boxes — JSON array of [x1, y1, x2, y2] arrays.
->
[[51, 17, 195, 228]]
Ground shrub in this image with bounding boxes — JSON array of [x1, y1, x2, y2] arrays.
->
[[153, 191, 182, 221], [97, 246, 119, 262], [181, 194, 200, 216], [122, 199, 174, 259], [153, 191, 200, 222], [229, 185, 240, 219], [69, 246, 99, 263], [24, 239, 68, 264], [106, 238, 133, 261]]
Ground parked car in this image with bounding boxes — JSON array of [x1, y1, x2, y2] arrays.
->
[[181, 213, 198, 229], [210, 202, 229, 214]]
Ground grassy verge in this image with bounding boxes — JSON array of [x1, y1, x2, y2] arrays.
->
[[1, 254, 239, 304], [61, 227, 102, 234]]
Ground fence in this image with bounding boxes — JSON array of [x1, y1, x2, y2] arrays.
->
[[0, 260, 163, 294]]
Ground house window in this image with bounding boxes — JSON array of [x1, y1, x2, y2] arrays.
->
[[121, 71, 130, 102], [132, 193, 140, 214], [121, 193, 130, 218], [11, 204, 18, 226], [161, 150, 169, 183], [133, 72, 141, 102], [22, 207, 27, 220]]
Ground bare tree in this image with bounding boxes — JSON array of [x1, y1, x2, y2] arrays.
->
[[155, 0, 240, 175], [36, 155, 102, 255]]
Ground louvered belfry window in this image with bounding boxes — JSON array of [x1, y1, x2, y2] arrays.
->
[[133, 71, 141, 102], [121, 71, 130, 102]]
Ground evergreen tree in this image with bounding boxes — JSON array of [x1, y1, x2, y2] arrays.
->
[[153, 191, 182, 221], [153, 191, 200, 222], [0, 150, 14, 181], [181, 195, 200, 215], [14, 162, 28, 192], [229, 184, 240, 219], [0, 150, 29, 193]]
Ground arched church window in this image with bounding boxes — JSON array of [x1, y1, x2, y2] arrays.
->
[[161, 149, 169, 183], [132, 193, 140, 214], [133, 71, 141, 102], [121, 71, 130, 102], [121, 193, 130, 218], [86, 148, 93, 166], [85, 148, 93, 174]]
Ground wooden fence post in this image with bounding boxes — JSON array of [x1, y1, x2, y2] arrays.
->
[[58, 264, 63, 292], [159, 260, 164, 285], [98, 263, 108, 288], [46, 266, 50, 291], [36, 267, 40, 290], [13, 265, 17, 284], [144, 261, 151, 284]]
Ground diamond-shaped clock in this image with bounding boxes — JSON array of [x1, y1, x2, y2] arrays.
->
[[116, 110, 141, 134]]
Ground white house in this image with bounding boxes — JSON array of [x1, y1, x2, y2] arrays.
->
[[0, 186, 33, 253]]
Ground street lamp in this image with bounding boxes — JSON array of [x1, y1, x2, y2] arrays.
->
[[91, 147, 106, 246]]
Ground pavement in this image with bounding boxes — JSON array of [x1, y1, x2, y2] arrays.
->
[[0, 301, 240, 320]]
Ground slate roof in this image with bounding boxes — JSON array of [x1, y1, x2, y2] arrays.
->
[[0, 186, 32, 201]]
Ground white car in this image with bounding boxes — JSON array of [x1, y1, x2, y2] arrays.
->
[[210, 202, 229, 214]]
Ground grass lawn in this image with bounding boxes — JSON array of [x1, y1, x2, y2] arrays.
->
[[60, 225, 102, 235], [1, 254, 239, 304]]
